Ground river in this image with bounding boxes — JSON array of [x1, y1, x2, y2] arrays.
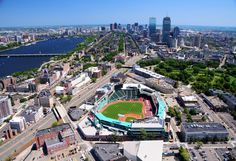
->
[[0, 37, 83, 77]]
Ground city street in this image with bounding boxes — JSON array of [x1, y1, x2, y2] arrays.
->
[[0, 113, 57, 160]]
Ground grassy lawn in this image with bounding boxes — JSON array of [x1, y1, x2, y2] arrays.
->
[[125, 117, 136, 122], [102, 102, 143, 120]]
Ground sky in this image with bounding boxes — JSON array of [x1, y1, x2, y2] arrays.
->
[[0, 0, 236, 27]]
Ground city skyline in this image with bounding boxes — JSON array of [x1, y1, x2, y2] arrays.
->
[[0, 0, 236, 27]]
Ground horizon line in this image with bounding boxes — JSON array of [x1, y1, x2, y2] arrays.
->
[[0, 23, 236, 29]]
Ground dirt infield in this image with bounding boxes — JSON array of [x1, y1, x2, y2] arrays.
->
[[119, 113, 142, 122]]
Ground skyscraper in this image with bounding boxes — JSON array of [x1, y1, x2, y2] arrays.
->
[[162, 17, 171, 46], [173, 26, 180, 39], [110, 23, 114, 31], [149, 17, 157, 41], [194, 33, 202, 48]]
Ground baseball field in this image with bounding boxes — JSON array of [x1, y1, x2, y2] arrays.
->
[[101, 101, 144, 122]]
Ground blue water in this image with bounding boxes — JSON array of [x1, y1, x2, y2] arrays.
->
[[0, 37, 83, 77]]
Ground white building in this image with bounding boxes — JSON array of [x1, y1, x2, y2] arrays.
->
[[123, 140, 163, 161], [0, 96, 13, 123], [9, 116, 26, 133]]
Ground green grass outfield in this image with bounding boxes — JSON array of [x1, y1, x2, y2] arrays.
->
[[101, 101, 143, 120]]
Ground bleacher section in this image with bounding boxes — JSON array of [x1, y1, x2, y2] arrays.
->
[[108, 90, 126, 103], [96, 97, 108, 111], [124, 88, 139, 100]]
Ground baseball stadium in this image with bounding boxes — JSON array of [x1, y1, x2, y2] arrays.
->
[[88, 83, 167, 137]]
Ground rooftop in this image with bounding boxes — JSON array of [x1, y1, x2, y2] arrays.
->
[[137, 141, 163, 161], [68, 108, 87, 121], [36, 123, 71, 137], [181, 95, 198, 102], [0, 95, 8, 102], [93, 143, 124, 161], [23, 105, 41, 115], [123, 141, 163, 161], [145, 78, 173, 89], [38, 89, 51, 97], [9, 116, 24, 123], [45, 136, 62, 147], [133, 66, 165, 79], [182, 122, 228, 133]]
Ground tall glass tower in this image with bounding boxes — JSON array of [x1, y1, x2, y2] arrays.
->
[[162, 17, 171, 45], [149, 17, 157, 38]]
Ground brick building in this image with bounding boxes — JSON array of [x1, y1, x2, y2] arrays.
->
[[35, 123, 76, 155]]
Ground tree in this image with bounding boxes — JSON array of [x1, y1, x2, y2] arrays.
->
[[173, 81, 179, 88], [51, 121, 60, 127], [189, 109, 197, 115], [115, 63, 122, 69], [20, 98, 27, 103], [168, 107, 175, 117], [91, 78, 97, 83], [196, 141, 203, 149], [102, 70, 107, 76], [140, 129, 148, 140], [179, 146, 190, 161], [111, 133, 118, 143], [201, 116, 207, 122]]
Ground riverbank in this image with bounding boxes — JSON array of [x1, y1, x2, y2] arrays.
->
[[0, 37, 84, 77], [0, 39, 47, 53]]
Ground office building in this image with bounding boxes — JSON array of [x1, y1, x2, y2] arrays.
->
[[222, 93, 236, 110], [92, 143, 127, 161], [127, 24, 131, 32], [114, 23, 118, 30], [110, 24, 114, 31], [194, 33, 202, 48], [35, 89, 54, 107], [149, 17, 157, 41], [201, 94, 227, 112], [22, 105, 44, 123], [35, 123, 76, 155], [0, 76, 16, 91], [181, 123, 229, 142], [173, 26, 180, 39], [0, 96, 13, 122], [162, 17, 171, 46], [178, 95, 200, 110], [9, 116, 26, 133]]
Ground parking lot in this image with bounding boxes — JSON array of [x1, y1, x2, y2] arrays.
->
[[218, 112, 236, 133], [189, 148, 220, 161]]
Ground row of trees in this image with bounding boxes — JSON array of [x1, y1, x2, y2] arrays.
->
[[118, 33, 124, 52], [168, 107, 182, 125], [188, 136, 228, 144], [0, 42, 21, 51]]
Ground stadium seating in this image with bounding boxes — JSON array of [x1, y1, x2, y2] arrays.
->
[[108, 90, 126, 102]]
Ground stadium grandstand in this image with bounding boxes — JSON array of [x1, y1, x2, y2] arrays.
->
[[88, 83, 167, 138]]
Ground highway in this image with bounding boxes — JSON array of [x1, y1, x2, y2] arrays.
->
[[0, 113, 57, 160]]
